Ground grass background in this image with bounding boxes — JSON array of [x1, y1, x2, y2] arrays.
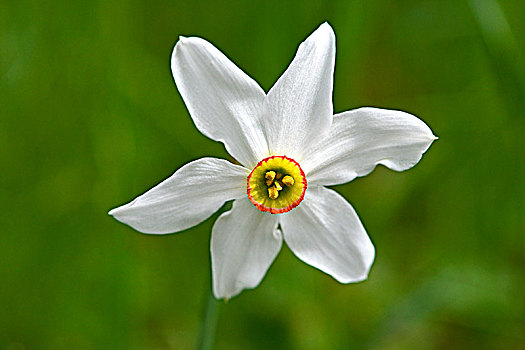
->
[[1, 0, 524, 348]]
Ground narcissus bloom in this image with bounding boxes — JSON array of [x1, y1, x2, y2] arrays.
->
[[109, 23, 436, 299]]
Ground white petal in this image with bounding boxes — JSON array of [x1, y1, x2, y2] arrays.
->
[[280, 186, 375, 283], [211, 198, 282, 299], [172, 36, 268, 168], [109, 158, 248, 234], [303, 107, 437, 186], [263, 22, 335, 158]]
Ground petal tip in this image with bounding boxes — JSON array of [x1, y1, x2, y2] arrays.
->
[[108, 201, 132, 217], [319, 21, 333, 31], [212, 284, 241, 301], [334, 264, 374, 284], [301, 22, 335, 46], [108, 206, 124, 217], [316, 21, 335, 38]]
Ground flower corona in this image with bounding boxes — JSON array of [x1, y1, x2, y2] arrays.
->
[[247, 156, 307, 214]]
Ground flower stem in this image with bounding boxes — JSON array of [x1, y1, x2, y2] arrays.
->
[[198, 287, 219, 350]]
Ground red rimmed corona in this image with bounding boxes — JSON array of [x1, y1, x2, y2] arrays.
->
[[247, 155, 307, 214]]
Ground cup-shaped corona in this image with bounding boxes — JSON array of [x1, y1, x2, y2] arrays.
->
[[247, 156, 307, 214]]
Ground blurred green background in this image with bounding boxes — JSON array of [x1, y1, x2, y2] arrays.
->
[[2, 0, 524, 348]]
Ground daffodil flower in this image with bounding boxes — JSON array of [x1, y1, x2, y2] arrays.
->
[[109, 23, 436, 299]]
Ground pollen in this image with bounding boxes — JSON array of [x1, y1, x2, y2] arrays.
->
[[265, 171, 276, 181], [268, 186, 279, 199], [247, 155, 307, 214], [282, 175, 294, 187]]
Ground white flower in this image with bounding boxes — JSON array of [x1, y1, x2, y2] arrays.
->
[[109, 23, 437, 299]]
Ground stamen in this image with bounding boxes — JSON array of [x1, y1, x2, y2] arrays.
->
[[268, 186, 279, 199], [282, 175, 294, 187], [265, 171, 276, 182]]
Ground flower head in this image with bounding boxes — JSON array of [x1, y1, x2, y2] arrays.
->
[[109, 23, 436, 299]]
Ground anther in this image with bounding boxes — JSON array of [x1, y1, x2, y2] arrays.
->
[[282, 175, 294, 187], [265, 171, 276, 182], [268, 186, 279, 199]]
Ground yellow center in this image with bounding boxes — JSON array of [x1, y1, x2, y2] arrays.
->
[[247, 156, 307, 214]]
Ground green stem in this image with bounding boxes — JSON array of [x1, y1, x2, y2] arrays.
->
[[198, 287, 220, 350]]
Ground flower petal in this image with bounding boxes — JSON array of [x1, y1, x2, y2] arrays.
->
[[280, 186, 375, 283], [109, 158, 248, 234], [172, 36, 268, 168], [263, 22, 335, 158], [211, 198, 282, 299], [303, 108, 437, 186]]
